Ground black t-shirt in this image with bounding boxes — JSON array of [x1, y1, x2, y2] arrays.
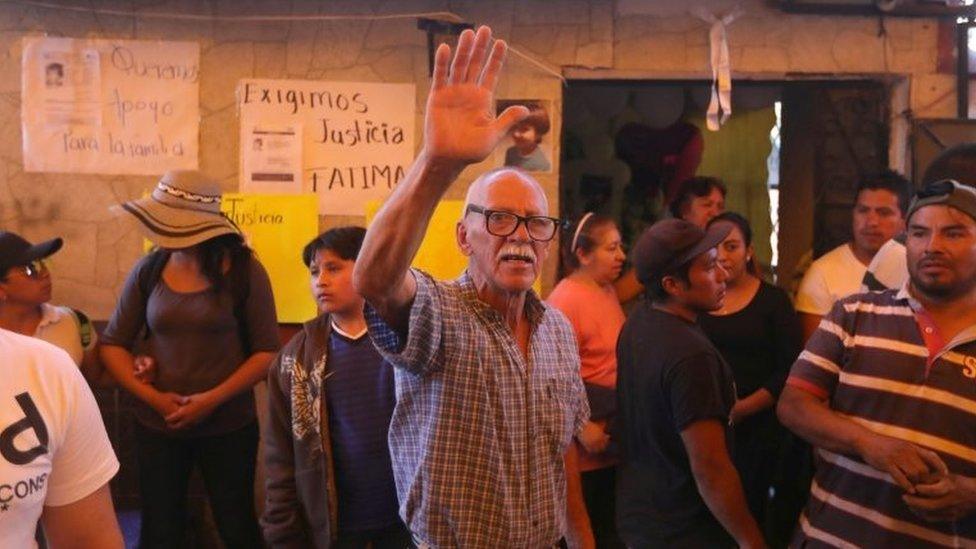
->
[[616, 302, 737, 547], [698, 281, 801, 399]]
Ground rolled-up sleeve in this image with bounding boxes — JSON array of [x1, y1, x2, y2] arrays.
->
[[364, 269, 445, 375]]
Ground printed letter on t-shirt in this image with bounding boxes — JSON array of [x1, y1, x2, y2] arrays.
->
[[0, 393, 49, 466]]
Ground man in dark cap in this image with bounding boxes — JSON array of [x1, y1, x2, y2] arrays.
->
[[778, 179, 976, 547], [616, 219, 765, 548]]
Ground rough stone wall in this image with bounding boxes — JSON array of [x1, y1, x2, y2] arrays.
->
[[0, 0, 951, 318]]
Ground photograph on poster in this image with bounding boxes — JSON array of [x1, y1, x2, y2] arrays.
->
[[496, 99, 552, 173]]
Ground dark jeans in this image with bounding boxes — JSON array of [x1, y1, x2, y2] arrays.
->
[[581, 466, 625, 548], [335, 522, 411, 549], [135, 421, 261, 549]]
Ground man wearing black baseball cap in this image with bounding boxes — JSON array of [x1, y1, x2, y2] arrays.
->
[[0, 231, 62, 275], [0, 231, 101, 376], [616, 219, 765, 548], [777, 178, 976, 547]]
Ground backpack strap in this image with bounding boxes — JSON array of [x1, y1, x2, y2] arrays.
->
[[70, 308, 94, 349], [137, 250, 169, 340]]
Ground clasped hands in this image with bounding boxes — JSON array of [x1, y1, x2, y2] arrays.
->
[[134, 356, 219, 430], [860, 432, 975, 522]]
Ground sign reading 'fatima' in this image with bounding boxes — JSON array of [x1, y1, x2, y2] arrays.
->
[[238, 79, 415, 215]]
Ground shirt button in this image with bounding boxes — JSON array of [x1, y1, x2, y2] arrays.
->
[[925, 327, 934, 334]]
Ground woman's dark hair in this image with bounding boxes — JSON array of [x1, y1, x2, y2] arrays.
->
[[668, 176, 727, 220], [194, 233, 253, 293], [708, 211, 759, 276], [561, 213, 616, 273], [302, 226, 367, 267], [520, 103, 551, 140]]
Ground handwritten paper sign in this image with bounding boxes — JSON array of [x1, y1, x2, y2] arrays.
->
[[22, 37, 199, 174], [222, 193, 319, 323], [238, 79, 415, 215]]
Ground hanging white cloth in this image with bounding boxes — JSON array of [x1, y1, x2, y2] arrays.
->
[[695, 7, 742, 131]]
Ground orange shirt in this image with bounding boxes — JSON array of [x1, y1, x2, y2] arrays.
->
[[547, 277, 626, 472], [547, 277, 625, 389]]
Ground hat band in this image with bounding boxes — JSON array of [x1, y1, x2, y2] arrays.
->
[[158, 182, 221, 204], [122, 202, 236, 238]]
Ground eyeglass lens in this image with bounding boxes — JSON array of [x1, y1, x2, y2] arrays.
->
[[487, 211, 556, 240]]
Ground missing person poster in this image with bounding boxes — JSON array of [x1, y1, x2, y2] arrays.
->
[[22, 37, 199, 174], [238, 79, 415, 215], [241, 124, 303, 194]]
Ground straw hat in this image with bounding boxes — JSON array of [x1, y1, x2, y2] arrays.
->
[[120, 170, 240, 249]]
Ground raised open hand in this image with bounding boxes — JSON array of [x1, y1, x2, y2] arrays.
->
[[423, 25, 529, 165]]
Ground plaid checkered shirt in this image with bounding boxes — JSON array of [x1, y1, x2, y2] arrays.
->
[[365, 269, 589, 548]]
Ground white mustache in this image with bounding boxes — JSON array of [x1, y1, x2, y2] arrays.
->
[[498, 244, 536, 262]]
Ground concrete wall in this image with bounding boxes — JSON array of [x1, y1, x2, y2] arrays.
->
[[0, 0, 953, 318]]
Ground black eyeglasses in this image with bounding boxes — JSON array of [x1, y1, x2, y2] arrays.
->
[[6, 260, 48, 280], [465, 204, 561, 242]]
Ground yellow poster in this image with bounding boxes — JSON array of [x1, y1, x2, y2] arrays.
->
[[223, 193, 318, 323], [366, 200, 467, 281], [365, 200, 540, 294]]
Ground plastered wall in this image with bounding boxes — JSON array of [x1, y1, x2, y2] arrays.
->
[[0, 0, 953, 318]]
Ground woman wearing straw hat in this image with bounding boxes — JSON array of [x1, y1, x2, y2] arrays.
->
[[100, 170, 281, 549]]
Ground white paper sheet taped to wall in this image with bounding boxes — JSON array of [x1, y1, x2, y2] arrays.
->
[[237, 78, 415, 216], [21, 37, 199, 175]]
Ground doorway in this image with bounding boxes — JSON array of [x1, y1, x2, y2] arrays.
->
[[559, 79, 890, 287]]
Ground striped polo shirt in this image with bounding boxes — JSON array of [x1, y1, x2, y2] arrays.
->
[[787, 287, 976, 548]]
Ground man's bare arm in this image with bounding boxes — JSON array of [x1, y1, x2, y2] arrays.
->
[[681, 420, 766, 549], [41, 484, 123, 549], [778, 385, 946, 492], [352, 26, 527, 329]]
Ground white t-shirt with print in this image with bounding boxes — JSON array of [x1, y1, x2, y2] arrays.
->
[[0, 329, 118, 548], [794, 243, 868, 315], [33, 304, 97, 367]]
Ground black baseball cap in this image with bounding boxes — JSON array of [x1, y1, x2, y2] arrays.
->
[[632, 218, 731, 286], [0, 232, 63, 275]]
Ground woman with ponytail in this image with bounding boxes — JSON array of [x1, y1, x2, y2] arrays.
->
[[548, 213, 627, 548]]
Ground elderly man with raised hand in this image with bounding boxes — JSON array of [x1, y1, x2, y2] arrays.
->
[[353, 25, 591, 549], [778, 179, 976, 547]]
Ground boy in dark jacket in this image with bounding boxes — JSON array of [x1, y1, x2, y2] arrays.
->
[[261, 227, 407, 548]]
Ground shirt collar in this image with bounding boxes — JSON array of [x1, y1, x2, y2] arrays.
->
[[35, 303, 64, 330], [894, 281, 976, 352], [456, 270, 547, 326], [894, 282, 918, 310]]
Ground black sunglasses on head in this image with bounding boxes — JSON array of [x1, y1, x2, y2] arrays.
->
[[916, 179, 958, 199]]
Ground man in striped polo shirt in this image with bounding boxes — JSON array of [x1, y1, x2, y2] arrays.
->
[[778, 179, 976, 547]]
